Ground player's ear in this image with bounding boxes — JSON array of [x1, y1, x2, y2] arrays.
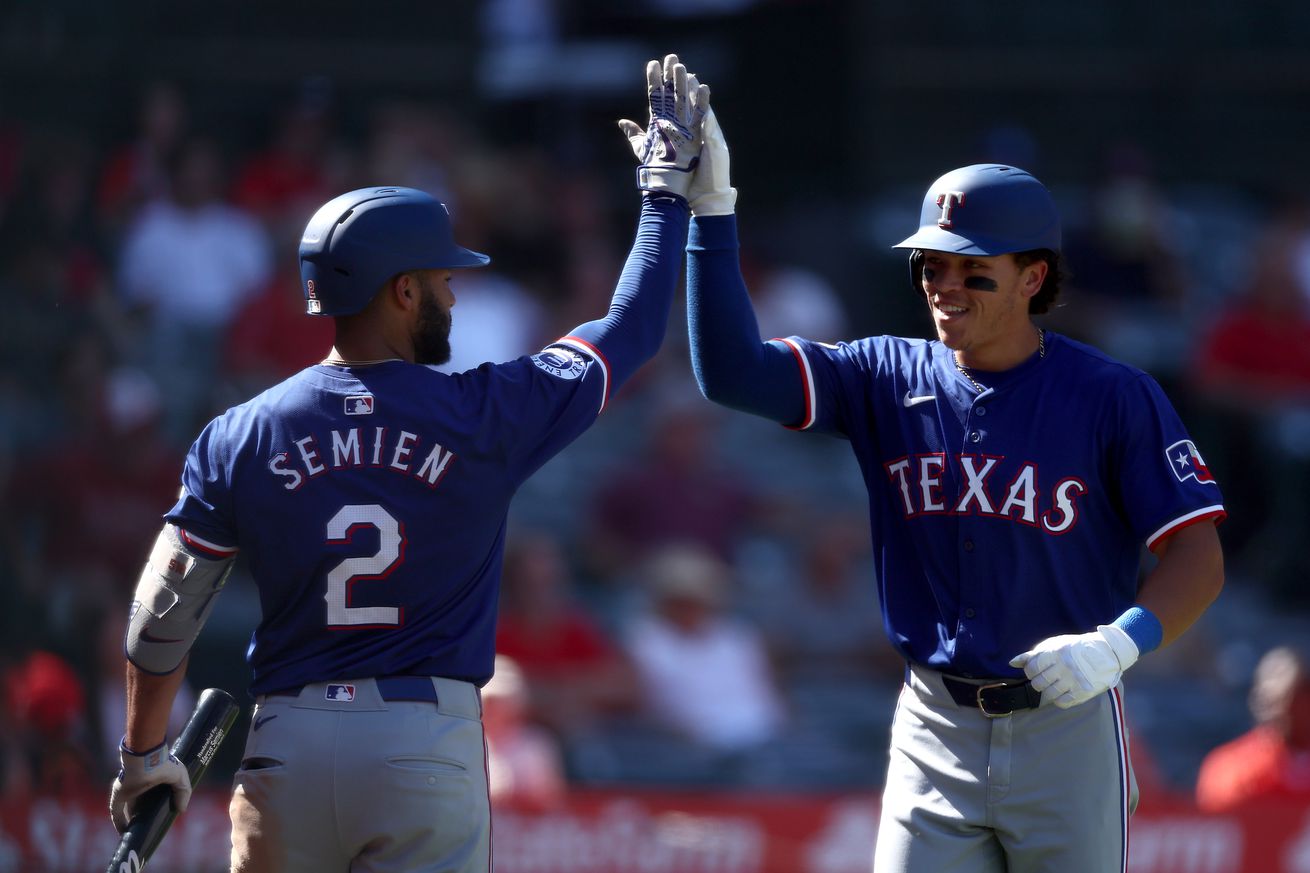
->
[[388, 272, 420, 311], [1019, 259, 1048, 299]]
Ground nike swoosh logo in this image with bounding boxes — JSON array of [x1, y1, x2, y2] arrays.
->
[[654, 129, 675, 162], [903, 392, 937, 407], [253, 714, 278, 731]]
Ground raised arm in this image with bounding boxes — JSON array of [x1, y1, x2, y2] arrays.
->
[[561, 54, 706, 391], [684, 110, 806, 424]]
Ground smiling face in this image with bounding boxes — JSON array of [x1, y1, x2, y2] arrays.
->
[[920, 250, 1047, 370]]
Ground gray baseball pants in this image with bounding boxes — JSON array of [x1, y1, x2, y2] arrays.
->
[[228, 676, 489, 873], [874, 663, 1136, 873]]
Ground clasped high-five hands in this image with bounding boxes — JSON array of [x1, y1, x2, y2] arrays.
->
[[620, 53, 736, 215]]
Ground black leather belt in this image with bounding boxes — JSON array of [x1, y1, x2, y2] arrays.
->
[[940, 674, 1040, 717], [268, 675, 439, 703]]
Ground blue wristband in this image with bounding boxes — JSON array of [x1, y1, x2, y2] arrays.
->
[[1112, 606, 1163, 654]]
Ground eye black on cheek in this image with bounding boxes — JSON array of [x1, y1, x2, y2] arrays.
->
[[964, 276, 998, 292]]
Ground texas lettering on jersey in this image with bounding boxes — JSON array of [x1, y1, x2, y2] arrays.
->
[[885, 452, 1086, 534], [268, 426, 456, 491]]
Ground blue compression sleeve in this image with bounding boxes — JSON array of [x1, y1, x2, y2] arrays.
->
[[686, 215, 805, 424], [565, 195, 688, 392]]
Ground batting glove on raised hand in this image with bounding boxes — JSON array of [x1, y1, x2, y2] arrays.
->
[[1008, 624, 1140, 710], [686, 107, 737, 216], [110, 738, 192, 833], [618, 53, 710, 200]]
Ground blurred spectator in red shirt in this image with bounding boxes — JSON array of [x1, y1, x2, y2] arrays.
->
[[5, 366, 181, 628], [1196, 645, 1310, 812], [494, 531, 638, 735], [231, 77, 340, 232], [96, 80, 188, 237], [10, 129, 106, 299], [221, 246, 335, 398], [1194, 206, 1310, 407], [483, 655, 568, 812], [2, 649, 96, 797], [583, 391, 760, 582], [1191, 203, 1310, 601]]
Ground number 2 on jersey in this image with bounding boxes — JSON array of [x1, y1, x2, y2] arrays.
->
[[324, 504, 405, 627]]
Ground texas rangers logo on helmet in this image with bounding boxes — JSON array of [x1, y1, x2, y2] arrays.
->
[[1166, 439, 1216, 484], [936, 191, 966, 228]]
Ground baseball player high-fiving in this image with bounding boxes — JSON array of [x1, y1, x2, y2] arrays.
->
[[110, 54, 709, 873], [682, 107, 1225, 869]]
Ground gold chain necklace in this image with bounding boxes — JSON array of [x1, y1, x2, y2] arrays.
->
[[953, 329, 1045, 394], [321, 356, 403, 367]]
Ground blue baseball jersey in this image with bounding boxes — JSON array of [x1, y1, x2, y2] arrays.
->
[[167, 347, 610, 695], [775, 331, 1226, 677], [164, 195, 687, 695]]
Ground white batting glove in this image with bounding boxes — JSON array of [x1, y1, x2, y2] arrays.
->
[[618, 53, 710, 200], [1008, 624, 1140, 710], [686, 107, 736, 216], [110, 739, 192, 833]]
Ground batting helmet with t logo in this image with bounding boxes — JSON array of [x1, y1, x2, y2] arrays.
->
[[891, 164, 1062, 309], [299, 187, 490, 317], [893, 164, 1061, 256]]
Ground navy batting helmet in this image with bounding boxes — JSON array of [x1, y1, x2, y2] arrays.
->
[[893, 164, 1061, 256], [299, 186, 490, 316]]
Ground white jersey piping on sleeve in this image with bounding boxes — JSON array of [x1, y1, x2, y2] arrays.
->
[[775, 338, 817, 430], [1145, 504, 1226, 552], [551, 336, 611, 415]]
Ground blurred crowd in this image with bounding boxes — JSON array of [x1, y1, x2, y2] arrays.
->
[[1, 71, 1309, 816]]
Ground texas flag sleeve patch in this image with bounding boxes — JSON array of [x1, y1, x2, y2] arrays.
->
[[1166, 439, 1216, 484]]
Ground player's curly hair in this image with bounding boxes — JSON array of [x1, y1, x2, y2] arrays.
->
[[1015, 249, 1063, 314]]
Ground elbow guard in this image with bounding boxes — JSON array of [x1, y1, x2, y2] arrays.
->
[[125, 525, 235, 675]]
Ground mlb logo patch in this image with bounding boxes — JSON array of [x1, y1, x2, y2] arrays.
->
[[1166, 439, 1216, 484], [325, 684, 356, 702], [345, 394, 374, 415]]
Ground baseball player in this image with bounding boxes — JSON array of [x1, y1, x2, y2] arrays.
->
[[108, 54, 710, 873], [681, 109, 1226, 871]]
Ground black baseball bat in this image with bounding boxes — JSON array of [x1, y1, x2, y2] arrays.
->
[[106, 687, 242, 873]]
